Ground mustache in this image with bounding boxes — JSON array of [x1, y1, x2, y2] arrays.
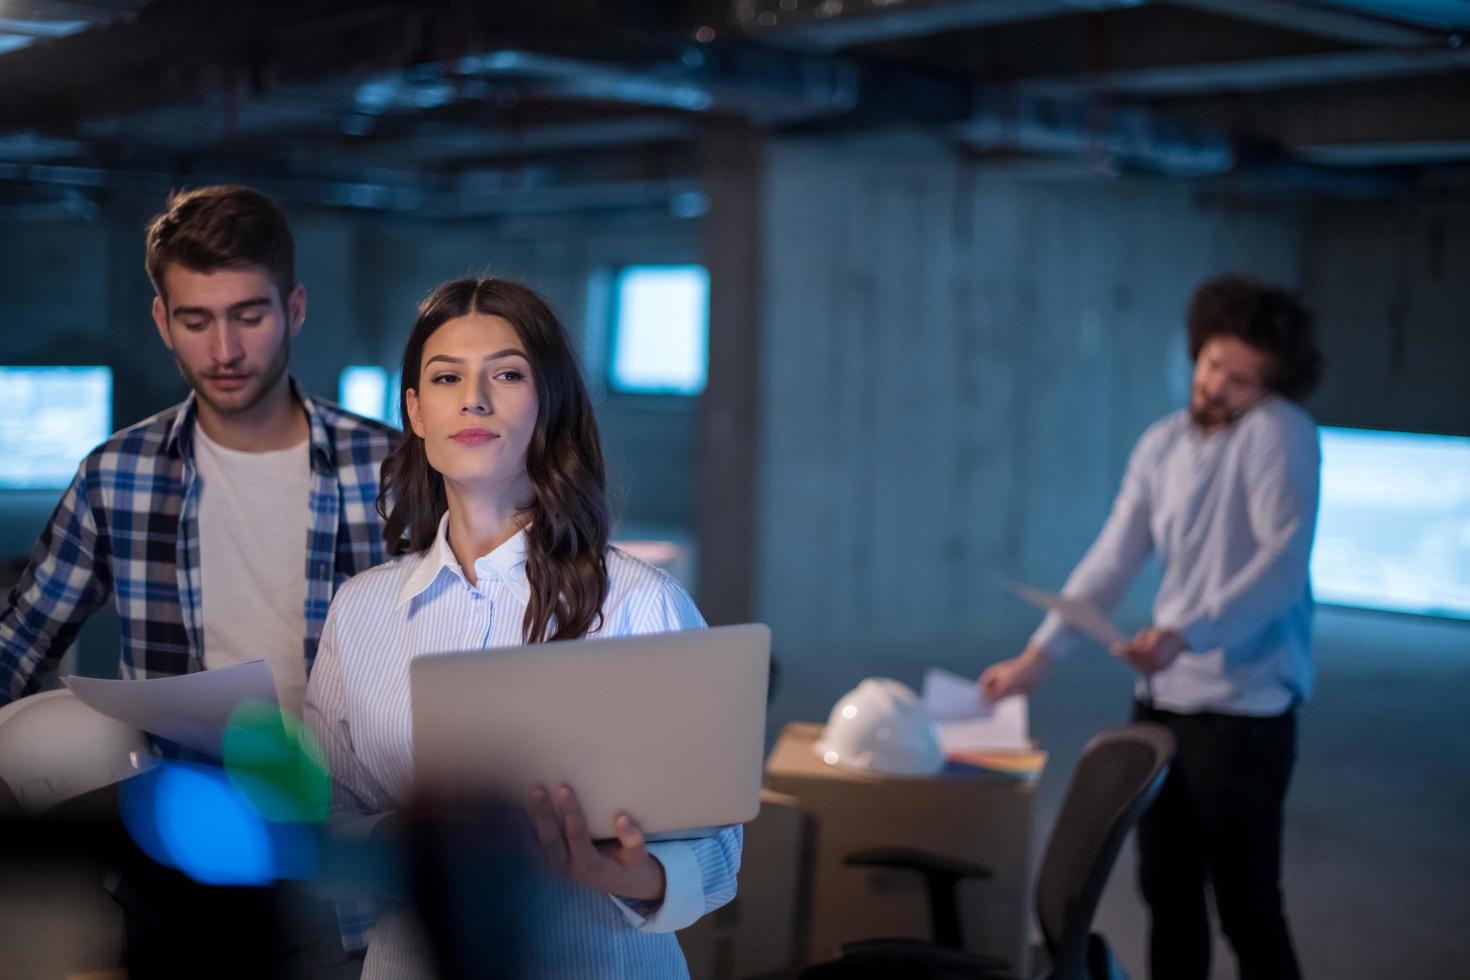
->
[[1192, 389, 1267, 423]]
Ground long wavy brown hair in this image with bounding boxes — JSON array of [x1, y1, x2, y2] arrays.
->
[[378, 277, 609, 642]]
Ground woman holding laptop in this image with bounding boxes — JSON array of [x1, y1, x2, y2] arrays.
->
[[303, 277, 740, 979]]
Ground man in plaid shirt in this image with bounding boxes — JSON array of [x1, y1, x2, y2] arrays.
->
[[0, 185, 399, 714]]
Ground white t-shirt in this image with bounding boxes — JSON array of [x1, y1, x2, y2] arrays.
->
[[194, 422, 312, 716]]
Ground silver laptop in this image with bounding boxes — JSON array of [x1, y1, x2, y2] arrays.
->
[[410, 622, 770, 839]]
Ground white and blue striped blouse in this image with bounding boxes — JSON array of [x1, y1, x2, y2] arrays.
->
[[303, 514, 741, 980]]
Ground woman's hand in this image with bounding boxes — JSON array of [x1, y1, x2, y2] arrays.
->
[[527, 784, 666, 904]]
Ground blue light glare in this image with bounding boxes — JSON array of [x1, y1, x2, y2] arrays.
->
[[339, 366, 402, 428], [1311, 427, 1470, 620], [339, 366, 389, 422], [609, 265, 709, 396], [121, 762, 275, 886], [0, 366, 112, 489]]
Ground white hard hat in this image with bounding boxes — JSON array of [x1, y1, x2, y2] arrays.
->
[[0, 689, 156, 815], [813, 678, 945, 776]]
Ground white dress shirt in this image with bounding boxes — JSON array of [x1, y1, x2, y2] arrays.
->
[[1031, 395, 1321, 715], [304, 516, 741, 979]]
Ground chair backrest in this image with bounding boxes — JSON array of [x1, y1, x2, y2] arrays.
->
[[1034, 722, 1174, 979]]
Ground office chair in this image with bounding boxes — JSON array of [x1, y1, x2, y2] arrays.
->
[[800, 722, 1175, 980]]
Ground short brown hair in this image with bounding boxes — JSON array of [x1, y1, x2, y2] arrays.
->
[[145, 185, 295, 304], [1187, 274, 1323, 401]]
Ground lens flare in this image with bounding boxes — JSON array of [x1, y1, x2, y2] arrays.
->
[[221, 698, 330, 824]]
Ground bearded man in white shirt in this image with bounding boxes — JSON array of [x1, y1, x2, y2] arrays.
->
[[982, 274, 1324, 980]]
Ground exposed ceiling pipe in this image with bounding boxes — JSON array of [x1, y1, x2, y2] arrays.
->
[[735, 0, 1447, 49], [735, 0, 1152, 51], [1169, 0, 1441, 46], [950, 90, 1237, 176], [1018, 43, 1470, 98], [0, 158, 704, 220]]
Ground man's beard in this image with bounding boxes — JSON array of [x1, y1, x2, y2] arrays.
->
[[1187, 390, 1234, 431], [1190, 388, 1265, 429], [1190, 398, 1231, 428], [177, 335, 291, 417]]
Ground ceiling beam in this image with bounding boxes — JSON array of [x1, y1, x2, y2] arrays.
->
[[1170, 0, 1442, 47], [389, 116, 701, 161], [0, 157, 703, 219], [1162, 74, 1470, 145], [0, 0, 148, 27], [449, 47, 859, 123], [1019, 44, 1470, 98], [735, 0, 1144, 51], [950, 91, 1236, 175], [1296, 140, 1470, 166], [736, 0, 1448, 50]]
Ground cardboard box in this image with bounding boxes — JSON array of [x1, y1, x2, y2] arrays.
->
[[765, 723, 1036, 973], [679, 789, 811, 980]]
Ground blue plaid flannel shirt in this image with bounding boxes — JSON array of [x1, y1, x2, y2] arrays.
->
[[0, 381, 400, 705]]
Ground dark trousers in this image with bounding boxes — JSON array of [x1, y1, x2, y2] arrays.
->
[[1132, 701, 1301, 980]]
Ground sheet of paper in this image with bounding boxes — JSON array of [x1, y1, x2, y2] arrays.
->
[[922, 665, 993, 722], [64, 660, 279, 758], [921, 668, 1031, 753], [1008, 581, 1129, 649]]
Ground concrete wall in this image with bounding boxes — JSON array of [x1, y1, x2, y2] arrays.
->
[[1304, 200, 1470, 436], [755, 130, 1308, 724]]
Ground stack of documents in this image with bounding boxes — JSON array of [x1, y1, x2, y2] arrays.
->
[[921, 668, 1046, 780]]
